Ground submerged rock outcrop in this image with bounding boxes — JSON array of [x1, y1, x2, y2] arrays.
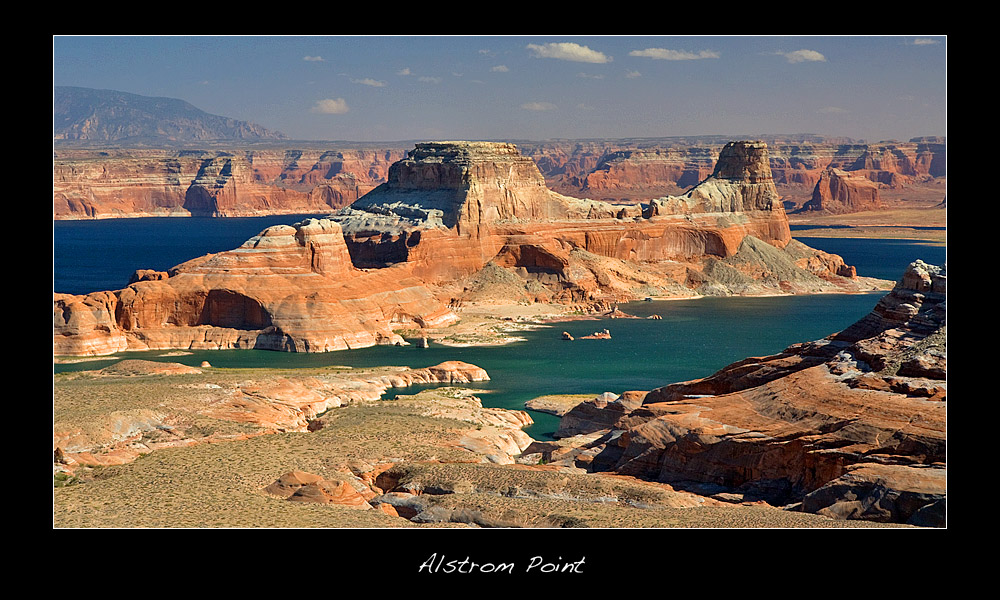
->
[[543, 260, 946, 526], [54, 140, 885, 356]]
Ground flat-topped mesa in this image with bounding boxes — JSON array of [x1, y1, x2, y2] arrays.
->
[[328, 140, 868, 298], [338, 141, 596, 235]]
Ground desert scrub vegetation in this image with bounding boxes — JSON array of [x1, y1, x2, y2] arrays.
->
[[53, 472, 79, 488]]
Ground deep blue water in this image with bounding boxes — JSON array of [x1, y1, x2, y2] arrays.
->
[[52, 217, 947, 440], [794, 236, 945, 282], [53, 214, 331, 296]]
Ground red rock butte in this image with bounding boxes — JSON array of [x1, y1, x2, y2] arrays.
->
[[54, 140, 883, 356]]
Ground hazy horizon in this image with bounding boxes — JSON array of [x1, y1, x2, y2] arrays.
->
[[53, 35, 947, 144]]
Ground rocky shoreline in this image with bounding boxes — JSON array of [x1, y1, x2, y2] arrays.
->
[[54, 260, 945, 528]]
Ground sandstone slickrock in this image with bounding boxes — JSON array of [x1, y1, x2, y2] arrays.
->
[[549, 261, 946, 526], [54, 360, 498, 469], [54, 140, 885, 357]]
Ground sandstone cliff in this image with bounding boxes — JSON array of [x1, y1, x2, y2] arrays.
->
[[53, 136, 945, 220], [801, 168, 884, 214], [331, 139, 883, 305], [541, 260, 946, 526], [54, 146, 408, 218], [54, 218, 457, 356], [54, 140, 884, 357], [520, 137, 945, 205]]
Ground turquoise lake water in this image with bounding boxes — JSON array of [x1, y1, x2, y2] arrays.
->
[[53, 217, 946, 440]]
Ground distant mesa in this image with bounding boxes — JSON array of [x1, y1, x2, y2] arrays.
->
[[53, 131, 946, 220], [53, 86, 287, 144], [800, 168, 883, 214]]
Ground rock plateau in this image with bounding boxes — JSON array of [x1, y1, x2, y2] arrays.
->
[[55, 140, 886, 356]]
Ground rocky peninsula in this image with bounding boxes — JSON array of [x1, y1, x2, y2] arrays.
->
[[527, 260, 946, 526], [54, 140, 889, 357], [54, 260, 944, 528]]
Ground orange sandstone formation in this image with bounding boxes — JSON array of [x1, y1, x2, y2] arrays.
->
[[801, 168, 884, 214], [54, 140, 882, 356], [54, 217, 456, 356], [53, 138, 946, 220], [53, 146, 408, 218], [545, 260, 946, 526]]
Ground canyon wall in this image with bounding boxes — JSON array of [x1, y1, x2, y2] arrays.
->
[[54, 140, 886, 356], [54, 146, 408, 218], [53, 137, 945, 220]]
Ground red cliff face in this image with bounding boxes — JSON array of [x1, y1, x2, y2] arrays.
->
[[54, 141, 884, 357], [53, 218, 457, 356], [54, 139, 945, 219], [547, 260, 946, 526], [802, 168, 884, 214], [520, 138, 946, 204], [53, 147, 408, 219]]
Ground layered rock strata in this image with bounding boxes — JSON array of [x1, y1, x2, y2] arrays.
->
[[54, 137, 945, 220], [801, 168, 884, 214], [544, 261, 946, 526], [331, 140, 877, 305], [54, 218, 457, 356], [54, 140, 882, 357], [521, 137, 945, 202], [54, 147, 407, 218]]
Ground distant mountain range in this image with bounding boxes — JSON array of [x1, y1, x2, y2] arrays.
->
[[53, 86, 287, 144]]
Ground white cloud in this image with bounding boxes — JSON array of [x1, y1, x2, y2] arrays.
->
[[352, 78, 386, 87], [912, 38, 941, 45], [303, 56, 324, 62], [778, 49, 827, 63], [419, 76, 442, 83], [526, 42, 611, 63], [625, 70, 641, 79], [491, 65, 509, 72], [397, 68, 411, 76], [310, 98, 350, 114], [522, 101, 557, 111], [628, 48, 720, 60], [818, 106, 848, 114], [578, 72, 605, 79]]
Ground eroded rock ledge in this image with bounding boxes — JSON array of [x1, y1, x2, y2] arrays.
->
[[534, 261, 946, 526], [54, 140, 887, 357]]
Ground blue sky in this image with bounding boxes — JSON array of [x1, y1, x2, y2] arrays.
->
[[53, 35, 947, 143]]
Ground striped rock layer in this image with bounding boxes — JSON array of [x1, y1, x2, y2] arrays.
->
[[55, 140, 879, 356]]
